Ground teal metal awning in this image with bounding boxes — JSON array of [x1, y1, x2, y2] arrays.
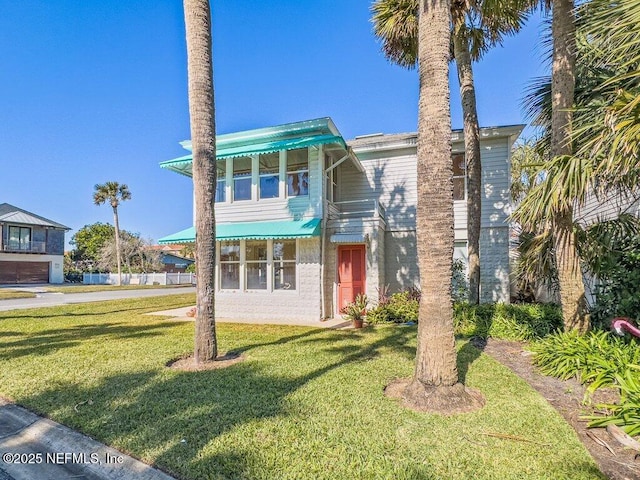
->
[[161, 134, 346, 177], [158, 218, 322, 244]]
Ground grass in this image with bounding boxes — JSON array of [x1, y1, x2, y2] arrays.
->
[[44, 284, 193, 293], [0, 291, 37, 300], [0, 295, 602, 480]]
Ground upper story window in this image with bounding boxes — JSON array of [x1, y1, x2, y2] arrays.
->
[[216, 161, 226, 203], [287, 148, 309, 197], [233, 157, 252, 201], [8, 226, 31, 250], [259, 152, 280, 199], [452, 153, 466, 201]]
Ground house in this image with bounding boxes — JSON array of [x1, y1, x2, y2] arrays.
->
[[159, 252, 194, 273], [0, 203, 70, 284], [159, 118, 523, 321]]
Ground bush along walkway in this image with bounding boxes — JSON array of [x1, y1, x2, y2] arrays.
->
[[480, 338, 640, 480]]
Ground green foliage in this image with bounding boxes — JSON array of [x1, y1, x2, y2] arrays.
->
[[340, 294, 369, 322], [366, 289, 419, 324], [532, 330, 640, 395], [533, 329, 640, 435], [185, 263, 196, 273], [452, 258, 469, 303], [454, 303, 563, 341], [70, 222, 115, 269], [586, 370, 640, 436], [588, 230, 640, 329]]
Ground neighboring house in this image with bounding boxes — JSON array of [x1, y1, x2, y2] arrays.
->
[[159, 118, 523, 321], [159, 252, 194, 273], [0, 203, 70, 284]]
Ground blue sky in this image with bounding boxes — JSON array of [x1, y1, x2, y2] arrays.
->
[[0, 1, 547, 247]]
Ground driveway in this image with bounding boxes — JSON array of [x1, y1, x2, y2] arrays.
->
[[0, 287, 195, 312]]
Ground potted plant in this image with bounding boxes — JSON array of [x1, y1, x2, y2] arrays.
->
[[340, 294, 368, 328]]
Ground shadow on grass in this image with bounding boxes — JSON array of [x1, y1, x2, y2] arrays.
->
[[0, 321, 186, 360]]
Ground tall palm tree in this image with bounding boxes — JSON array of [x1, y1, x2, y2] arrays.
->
[[93, 181, 131, 286], [183, 0, 217, 364], [372, 0, 532, 304], [401, 0, 484, 413]]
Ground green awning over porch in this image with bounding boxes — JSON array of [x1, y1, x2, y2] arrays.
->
[[161, 134, 346, 177], [158, 218, 322, 244]]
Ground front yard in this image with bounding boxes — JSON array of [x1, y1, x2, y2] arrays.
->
[[0, 295, 601, 479]]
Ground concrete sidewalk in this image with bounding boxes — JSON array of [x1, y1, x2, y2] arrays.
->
[[0, 287, 195, 312], [0, 398, 176, 480]]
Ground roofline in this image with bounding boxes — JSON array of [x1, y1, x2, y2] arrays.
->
[[349, 124, 526, 153], [0, 203, 71, 230], [178, 117, 339, 152]]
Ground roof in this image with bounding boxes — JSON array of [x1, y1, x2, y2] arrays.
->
[[0, 203, 70, 230], [160, 117, 363, 177], [347, 124, 526, 152], [159, 218, 322, 244]]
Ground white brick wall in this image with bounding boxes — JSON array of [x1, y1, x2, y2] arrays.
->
[[215, 237, 322, 321]]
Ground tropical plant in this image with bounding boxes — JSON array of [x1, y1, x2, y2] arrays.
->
[[367, 289, 419, 324], [371, 0, 533, 304], [396, 0, 483, 413], [340, 294, 369, 325], [183, 0, 217, 364], [93, 182, 131, 286]]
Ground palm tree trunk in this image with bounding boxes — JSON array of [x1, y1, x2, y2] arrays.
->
[[184, 0, 217, 363], [551, 0, 589, 333], [112, 206, 122, 286], [401, 0, 483, 414], [452, 23, 481, 305]]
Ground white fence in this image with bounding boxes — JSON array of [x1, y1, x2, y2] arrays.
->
[[83, 272, 196, 286]]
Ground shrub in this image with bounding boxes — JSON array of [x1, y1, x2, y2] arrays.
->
[[452, 258, 469, 303], [532, 329, 640, 435], [367, 289, 419, 324], [341, 294, 369, 322], [453, 303, 562, 341]]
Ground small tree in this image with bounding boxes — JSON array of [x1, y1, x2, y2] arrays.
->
[[93, 182, 131, 286]]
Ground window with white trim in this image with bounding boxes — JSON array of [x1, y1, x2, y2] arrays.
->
[[215, 161, 226, 203], [246, 240, 268, 290], [273, 240, 296, 290], [220, 241, 240, 289], [286, 148, 309, 197], [233, 156, 252, 201], [259, 152, 280, 199]]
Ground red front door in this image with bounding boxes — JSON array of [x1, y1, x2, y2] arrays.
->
[[337, 245, 366, 312]]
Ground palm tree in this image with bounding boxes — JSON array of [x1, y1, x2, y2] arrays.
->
[[183, 0, 217, 364], [93, 182, 131, 286], [401, 0, 484, 413], [372, 0, 532, 304]]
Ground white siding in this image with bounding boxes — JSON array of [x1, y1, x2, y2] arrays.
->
[[214, 146, 323, 223]]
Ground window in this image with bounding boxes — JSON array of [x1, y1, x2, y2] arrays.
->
[[8, 226, 30, 251], [259, 152, 280, 199], [287, 148, 309, 197], [453, 153, 466, 200], [216, 161, 226, 203], [220, 241, 240, 289], [233, 156, 252, 201], [246, 240, 268, 289], [273, 240, 296, 290]]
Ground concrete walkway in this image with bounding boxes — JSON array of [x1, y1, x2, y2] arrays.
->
[[0, 287, 195, 312], [0, 398, 176, 480], [147, 306, 352, 329]]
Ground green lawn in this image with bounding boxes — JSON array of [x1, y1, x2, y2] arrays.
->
[[0, 290, 37, 300], [0, 295, 602, 480], [44, 284, 193, 293]]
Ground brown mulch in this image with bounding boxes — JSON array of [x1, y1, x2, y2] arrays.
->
[[167, 351, 245, 371], [483, 338, 640, 480]]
